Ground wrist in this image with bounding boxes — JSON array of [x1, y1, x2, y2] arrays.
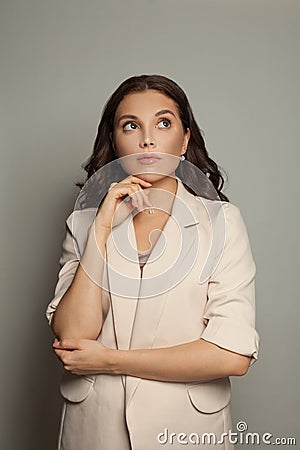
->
[[106, 348, 129, 375], [88, 221, 110, 243], [94, 215, 112, 234]]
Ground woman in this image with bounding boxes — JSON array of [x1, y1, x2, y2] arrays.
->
[[46, 74, 259, 450]]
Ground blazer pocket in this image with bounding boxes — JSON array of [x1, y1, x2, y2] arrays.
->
[[59, 371, 95, 403], [187, 377, 231, 414]]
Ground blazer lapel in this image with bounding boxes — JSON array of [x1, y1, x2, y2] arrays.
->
[[106, 178, 204, 410], [105, 214, 141, 352], [106, 178, 201, 350]]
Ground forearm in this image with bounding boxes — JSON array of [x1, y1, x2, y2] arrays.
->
[[51, 224, 110, 340], [109, 338, 251, 382]]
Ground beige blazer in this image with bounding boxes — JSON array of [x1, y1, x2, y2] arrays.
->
[[46, 178, 259, 450]]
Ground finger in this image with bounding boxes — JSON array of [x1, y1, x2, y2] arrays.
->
[[139, 187, 153, 208], [124, 175, 152, 187], [113, 185, 139, 202], [131, 184, 153, 211], [53, 350, 75, 372], [53, 348, 79, 363], [129, 177, 153, 209], [128, 189, 139, 210], [122, 185, 139, 210], [53, 348, 64, 358], [52, 348, 67, 363], [53, 338, 81, 350], [108, 182, 118, 192], [110, 181, 143, 204], [108, 181, 152, 216], [130, 184, 148, 212], [131, 185, 144, 212]]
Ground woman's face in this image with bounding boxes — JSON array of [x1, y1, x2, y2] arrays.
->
[[111, 90, 190, 181]]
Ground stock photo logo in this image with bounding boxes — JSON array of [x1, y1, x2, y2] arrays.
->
[[157, 421, 297, 446]]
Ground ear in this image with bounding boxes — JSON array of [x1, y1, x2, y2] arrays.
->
[[109, 132, 116, 152], [182, 128, 191, 154]]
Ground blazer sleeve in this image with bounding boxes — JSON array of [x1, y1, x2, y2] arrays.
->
[[200, 202, 259, 366], [45, 212, 80, 326]]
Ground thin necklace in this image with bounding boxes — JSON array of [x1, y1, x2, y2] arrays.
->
[[142, 207, 171, 216], [143, 207, 155, 214]]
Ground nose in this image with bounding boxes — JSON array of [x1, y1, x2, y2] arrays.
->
[[139, 130, 156, 149]]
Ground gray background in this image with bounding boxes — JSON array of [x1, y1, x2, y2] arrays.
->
[[1, 0, 299, 449]]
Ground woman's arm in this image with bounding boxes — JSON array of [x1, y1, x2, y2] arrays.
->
[[53, 337, 251, 382], [51, 224, 110, 340], [109, 339, 250, 381], [49, 176, 152, 341], [53, 195, 258, 381]]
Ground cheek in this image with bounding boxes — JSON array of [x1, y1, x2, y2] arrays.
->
[[159, 129, 184, 149], [115, 133, 138, 152]]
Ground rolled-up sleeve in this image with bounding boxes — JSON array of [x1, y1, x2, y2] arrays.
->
[[45, 212, 80, 326], [200, 202, 259, 367]]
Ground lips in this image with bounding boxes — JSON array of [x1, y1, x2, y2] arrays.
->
[[137, 154, 162, 165], [137, 153, 162, 160]]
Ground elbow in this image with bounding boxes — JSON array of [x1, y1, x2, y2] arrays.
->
[[50, 312, 59, 337], [51, 312, 101, 340], [231, 356, 251, 377]]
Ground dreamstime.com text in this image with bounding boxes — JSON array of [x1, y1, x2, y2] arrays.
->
[[157, 421, 296, 446]]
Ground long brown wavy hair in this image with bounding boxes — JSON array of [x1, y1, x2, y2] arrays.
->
[[76, 74, 229, 202]]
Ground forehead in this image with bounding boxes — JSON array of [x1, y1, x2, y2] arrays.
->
[[115, 90, 179, 117]]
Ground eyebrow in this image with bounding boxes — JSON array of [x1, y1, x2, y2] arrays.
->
[[116, 109, 176, 124]]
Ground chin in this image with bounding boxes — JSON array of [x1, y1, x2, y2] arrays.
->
[[133, 172, 173, 184]]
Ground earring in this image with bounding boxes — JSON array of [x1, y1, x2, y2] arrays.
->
[[180, 155, 185, 161]]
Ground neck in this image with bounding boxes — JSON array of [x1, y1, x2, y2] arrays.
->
[[147, 174, 178, 196], [139, 175, 178, 217]]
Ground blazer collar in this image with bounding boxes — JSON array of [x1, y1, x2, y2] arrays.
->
[[102, 178, 226, 411], [105, 177, 202, 296], [104, 178, 204, 357]]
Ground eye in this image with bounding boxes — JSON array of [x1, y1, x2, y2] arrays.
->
[[123, 122, 138, 131], [157, 118, 171, 129]]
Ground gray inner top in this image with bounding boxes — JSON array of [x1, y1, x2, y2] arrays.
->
[[137, 248, 152, 269]]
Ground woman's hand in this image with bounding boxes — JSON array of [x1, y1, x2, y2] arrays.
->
[[95, 175, 153, 230], [52, 338, 115, 375]]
